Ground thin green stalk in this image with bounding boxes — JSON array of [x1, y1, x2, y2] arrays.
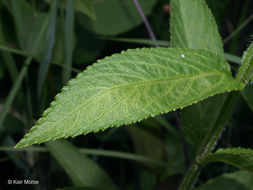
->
[[0, 146, 47, 152], [227, 0, 249, 54], [0, 21, 24, 123], [100, 37, 242, 65], [0, 14, 50, 132], [99, 36, 170, 46], [0, 7, 19, 83], [0, 42, 241, 73], [224, 53, 241, 65], [223, 14, 253, 45], [0, 44, 81, 73], [0, 146, 168, 167], [0, 44, 27, 56]]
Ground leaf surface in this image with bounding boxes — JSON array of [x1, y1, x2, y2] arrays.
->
[[194, 170, 253, 190], [180, 93, 226, 147], [170, 0, 223, 56], [197, 148, 253, 171], [46, 140, 118, 190], [236, 41, 253, 83], [15, 48, 243, 148], [170, 0, 227, 152]]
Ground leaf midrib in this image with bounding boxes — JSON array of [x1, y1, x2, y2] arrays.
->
[[40, 72, 224, 129]]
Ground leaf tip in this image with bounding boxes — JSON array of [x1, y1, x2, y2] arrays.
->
[[14, 141, 26, 149]]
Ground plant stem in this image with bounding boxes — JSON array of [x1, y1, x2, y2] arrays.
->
[[197, 92, 239, 156], [132, 0, 158, 47], [179, 40, 253, 190], [179, 163, 200, 190], [179, 92, 239, 190]]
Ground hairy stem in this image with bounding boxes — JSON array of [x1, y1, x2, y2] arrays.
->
[[179, 92, 239, 190]]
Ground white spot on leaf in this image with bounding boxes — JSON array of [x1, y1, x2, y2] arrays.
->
[[181, 54, 185, 58]]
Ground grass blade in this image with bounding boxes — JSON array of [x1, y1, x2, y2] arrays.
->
[[0, 6, 18, 83], [46, 140, 118, 189], [223, 14, 253, 45], [63, 0, 75, 83], [37, 0, 57, 98], [102, 37, 241, 65], [0, 43, 81, 73], [10, 0, 24, 47], [0, 12, 51, 132], [224, 52, 242, 64], [100, 36, 170, 46], [0, 146, 169, 167]]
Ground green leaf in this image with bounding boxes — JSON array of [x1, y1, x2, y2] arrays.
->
[[170, 0, 226, 153], [15, 48, 243, 148], [46, 140, 118, 190], [194, 170, 253, 190], [197, 148, 253, 171], [236, 41, 253, 84], [180, 94, 227, 147], [170, 0, 223, 56], [77, 0, 157, 36]]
